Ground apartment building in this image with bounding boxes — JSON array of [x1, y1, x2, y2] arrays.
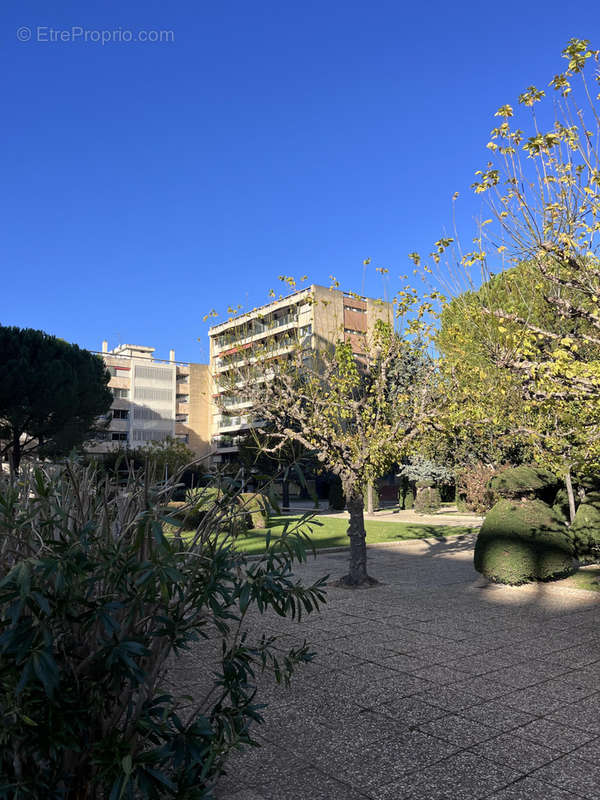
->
[[89, 342, 211, 457], [208, 285, 392, 462]]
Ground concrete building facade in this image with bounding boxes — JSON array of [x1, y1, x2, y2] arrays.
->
[[90, 342, 211, 458], [208, 285, 393, 462]]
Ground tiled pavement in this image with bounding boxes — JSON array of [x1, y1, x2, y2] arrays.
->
[[172, 533, 600, 799]]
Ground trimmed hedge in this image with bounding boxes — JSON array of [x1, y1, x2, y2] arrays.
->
[[488, 466, 559, 504], [239, 492, 270, 529], [474, 498, 574, 584], [414, 486, 441, 515], [571, 502, 600, 563]]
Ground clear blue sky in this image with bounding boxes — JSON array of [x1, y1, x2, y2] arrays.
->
[[3, 0, 600, 363]]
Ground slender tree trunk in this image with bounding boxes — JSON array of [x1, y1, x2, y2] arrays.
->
[[282, 479, 290, 511], [340, 491, 378, 586], [9, 433, 21, 479], [366, 481, 374, 515], [565, 468, 576, 525]]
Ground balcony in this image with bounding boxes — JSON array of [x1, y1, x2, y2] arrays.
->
[[212, 313, 299, 355]]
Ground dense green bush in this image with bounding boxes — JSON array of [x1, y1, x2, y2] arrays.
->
[[571, 502, 600, 563], [456, 463, 499, 513], [328, 476, 345, 510], [239, 492, 270, 529], [488, 465, 559, 504], [398, 485, 414, 509], [0, 462, 326, 799], [413, 486, 442, 514], [474, 498, 574, 584]]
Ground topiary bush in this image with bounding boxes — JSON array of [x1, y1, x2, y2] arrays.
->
[[328, 476, 345, 510], [0, 461, 326, 799], [239, 492, 270, 529], [488, 465, 559, 504], [413, 485, 442, 515], [570, 502, 600, 563], [398, 485, 414, 509], [474, 498, 575, 584]]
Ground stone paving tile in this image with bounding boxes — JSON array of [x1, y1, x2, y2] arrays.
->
[[413, 685, 487, 714], [260, 766, 371, 800], [484, 776, 584, 799], [379, 653, 431, 673], [531, 753, 600, 798], [325, 729, 461, 795], [457, 698, 538, 733], [515, 718, 597, 753], [446, 652, 522, 675], [375, 695, 449, 726], [454, 675, 518, 701], [569, 736, 600, 765], [468, 731, 558, 772], [372, 751, 522, 800], [408, 664, 473, 684], [484, 661, 571, 689], [417, 712, 500, 747]]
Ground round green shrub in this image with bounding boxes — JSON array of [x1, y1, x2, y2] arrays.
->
[[488, 466, 559, 504], [552, 487, 571, 522], [474, 498, 574, 584], [239, 492, 270, 529], [414, 486, 441, 514], [398, 486, 414, 510], [570, 502, 600, 563]]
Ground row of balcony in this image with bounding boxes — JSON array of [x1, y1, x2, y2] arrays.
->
[[212, 313, 299, 355]]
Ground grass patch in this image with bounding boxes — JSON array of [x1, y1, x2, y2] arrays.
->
[[226, 514, 476, 555], [560, 565, 600, 592]]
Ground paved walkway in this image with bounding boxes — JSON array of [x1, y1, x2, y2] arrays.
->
[[174, 533, 600, 799]]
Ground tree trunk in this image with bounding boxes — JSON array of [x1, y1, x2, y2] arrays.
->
[[366, 481, 374, 515], [340, 491, 378, 586], [282, 478, 290, 511], [565, 468, 576, 525], [9, 433, 21, 479]]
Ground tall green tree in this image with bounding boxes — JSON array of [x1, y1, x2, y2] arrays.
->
[[246, 321, 438, 586], [0, 325, 113, 473]]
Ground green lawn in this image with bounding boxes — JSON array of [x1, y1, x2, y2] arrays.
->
[[560, 565, 600, 592], [229, 514, 476, 554]]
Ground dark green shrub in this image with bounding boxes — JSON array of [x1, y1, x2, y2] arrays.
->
[[552, 486, 571, 521], [571, 502, 600, 563], [0, 462, 326, 799], [328, 476, 345, 510], [488, 465, 559, 504], [239, 492, 270, 529], [398, 486, 414, 509], [414, 486, 441, 514], [474, 498, 574, 584]]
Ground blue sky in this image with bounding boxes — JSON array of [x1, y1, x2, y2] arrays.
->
[[3, 0, 600, 363]]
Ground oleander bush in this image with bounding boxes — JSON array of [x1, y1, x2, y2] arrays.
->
[[0, 461, 326, 799], [474, 498, 575, 584]]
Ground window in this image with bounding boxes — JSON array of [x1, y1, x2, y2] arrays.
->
[[176, 394, 189, 403], [112, 409, 129, 420], [176, 375, 189, 384], [345, 305, 366, 314], [176, 414, 189, 424], [111, 432, 128, 441], [113, 388, 129, 399], [344, 328, 366, 336], [176, 433, 189, 444], [299, 324, 312, 336]]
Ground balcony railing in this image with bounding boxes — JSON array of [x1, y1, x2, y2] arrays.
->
[[212, 314, 298, 354]]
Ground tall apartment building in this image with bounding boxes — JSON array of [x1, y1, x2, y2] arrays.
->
[[90, 342, 211, 458], [208, 285, 392, 463]]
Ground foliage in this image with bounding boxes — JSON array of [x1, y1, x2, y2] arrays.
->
[[397, 456, 453, 486], [488, 465, 559, 503], [570, 502, 600, 563], [413, 486, 442, 515], [0, 461, 326, 799], [474, 498, 575, 584], [0, 325, 113, 473], [239, 492, 270, 529], [455, 463, 498, 513], [429, 40, 600, 490]]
